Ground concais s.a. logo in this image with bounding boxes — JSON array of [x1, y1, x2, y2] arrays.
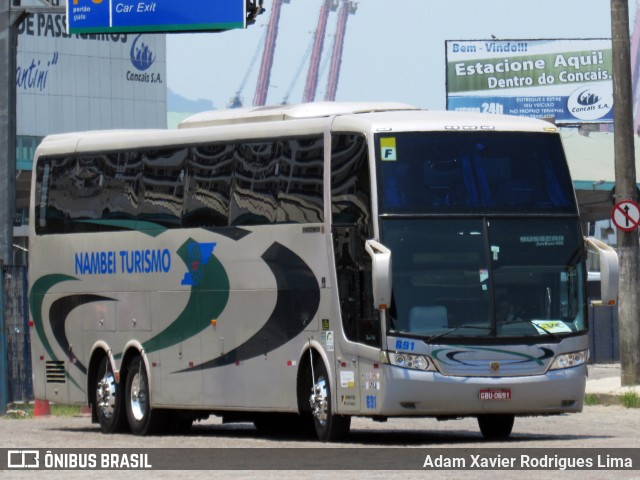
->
[[130, 34, 156, 71], [567, 84, 613, 121]]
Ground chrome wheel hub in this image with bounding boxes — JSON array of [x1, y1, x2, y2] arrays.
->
[[96, 373, 116, 418], [310, 377, 328, 426], [129, 371, 147, 421]]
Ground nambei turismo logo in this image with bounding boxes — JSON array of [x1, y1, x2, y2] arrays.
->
[[567, 84, 613, 121]]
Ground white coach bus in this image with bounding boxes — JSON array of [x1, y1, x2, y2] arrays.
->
[[29, 102, 618, 441]]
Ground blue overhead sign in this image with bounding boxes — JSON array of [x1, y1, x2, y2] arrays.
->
[[67, 0, 246, 34]]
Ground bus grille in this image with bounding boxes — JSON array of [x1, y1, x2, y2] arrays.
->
[[46, 361, 66, 383], [434, 360, 548, 377]]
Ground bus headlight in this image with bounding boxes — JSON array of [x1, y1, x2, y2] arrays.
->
[[548, 350, 589, 370], [388, 352, 433, 371]]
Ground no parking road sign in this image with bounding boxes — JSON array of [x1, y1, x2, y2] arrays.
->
[[612, 199, 640, 232]]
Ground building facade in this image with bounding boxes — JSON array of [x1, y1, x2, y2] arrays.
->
[[14, 11, 166, 263]]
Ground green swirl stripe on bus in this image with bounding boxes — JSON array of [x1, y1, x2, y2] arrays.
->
[[138, 239, 230, 355], [76, 219, 168, 237], [29, 273, 84, 390], [30, 274, 78, 363], [31, 237, 229, 382]]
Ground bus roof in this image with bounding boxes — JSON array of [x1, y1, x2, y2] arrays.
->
[[34, 103, 559, 158], [177, 101, 419, 128], [178, 102, 558, 134], [331, 108, 558, 134]]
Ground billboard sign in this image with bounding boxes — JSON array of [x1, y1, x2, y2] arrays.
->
[[446, 39, 613, 124], [67, 0, 246, 34]]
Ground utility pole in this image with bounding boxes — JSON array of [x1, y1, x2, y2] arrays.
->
[[0, 3, 19, 266], [611, 0, 640, 386], [0, 261, 6, 415]]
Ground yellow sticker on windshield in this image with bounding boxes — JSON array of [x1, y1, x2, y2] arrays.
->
[[380, 137, 397, 161]]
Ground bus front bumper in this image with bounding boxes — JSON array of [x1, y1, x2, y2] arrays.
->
[[376, 363, 586, 416]]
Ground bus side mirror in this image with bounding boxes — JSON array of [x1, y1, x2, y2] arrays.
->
[[585, 237, 619, 306], [365, 239, 392, 310]]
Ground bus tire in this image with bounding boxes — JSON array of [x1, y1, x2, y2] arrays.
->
[[95, 356, 126, 433], [125, 356, 161, 435], [309, 357, 350, 442], [477, 414, 515, 440]]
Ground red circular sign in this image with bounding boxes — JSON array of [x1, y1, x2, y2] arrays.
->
[[611, 200, 640, 232]]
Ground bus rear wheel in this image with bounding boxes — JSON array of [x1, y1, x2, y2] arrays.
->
[[309, 357, 350, 442], [95, 356, 126, 433], [125, 356, 162, 435], [477, 414, 515, 440]]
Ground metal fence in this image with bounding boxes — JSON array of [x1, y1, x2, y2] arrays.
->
[[1, 265, 32, 405]]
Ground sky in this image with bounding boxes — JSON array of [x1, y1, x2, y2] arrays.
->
[[166, 0, 624, 111]]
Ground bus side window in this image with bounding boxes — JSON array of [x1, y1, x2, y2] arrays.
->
[[276, 137, 324, 224], [139, 147, 188, 228], [230, 141, 279, 226], [184, 143, 233, 228], [229, 136, 324, 226], [331, 133, 380, 347], [36, 153, 139, 234]]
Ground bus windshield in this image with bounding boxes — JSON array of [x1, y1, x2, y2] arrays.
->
[[377, 131, 575, 213], [376, 131, 584, 340], [381, 218, 585, 340]]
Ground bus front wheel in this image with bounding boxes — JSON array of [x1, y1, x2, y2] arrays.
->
[[95, 356, 126, 433], [477, 414, 515, 440], [309, 357, 350, 442], [125, 356, 161, 435]]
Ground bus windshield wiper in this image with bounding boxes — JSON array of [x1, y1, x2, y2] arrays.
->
[[424, 324, 492, 344], [422, 320, 562, 343]]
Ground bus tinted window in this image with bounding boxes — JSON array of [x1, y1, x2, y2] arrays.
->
[[184, 144, 234, 228], [331, 133, 371, 228], [382, 217, 585, 339], [231, 136, 324, 225], [36, 153, 141, 234], [139, 148, 188, 228], [377, 132, 574, 213], [277, 137, 324, 223], [35, 136, 324, 235], [232, 141, 281, 225], [331, 134, 379, 347]]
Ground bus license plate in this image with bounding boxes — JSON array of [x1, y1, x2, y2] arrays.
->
[[479, 389, 511, 401]]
